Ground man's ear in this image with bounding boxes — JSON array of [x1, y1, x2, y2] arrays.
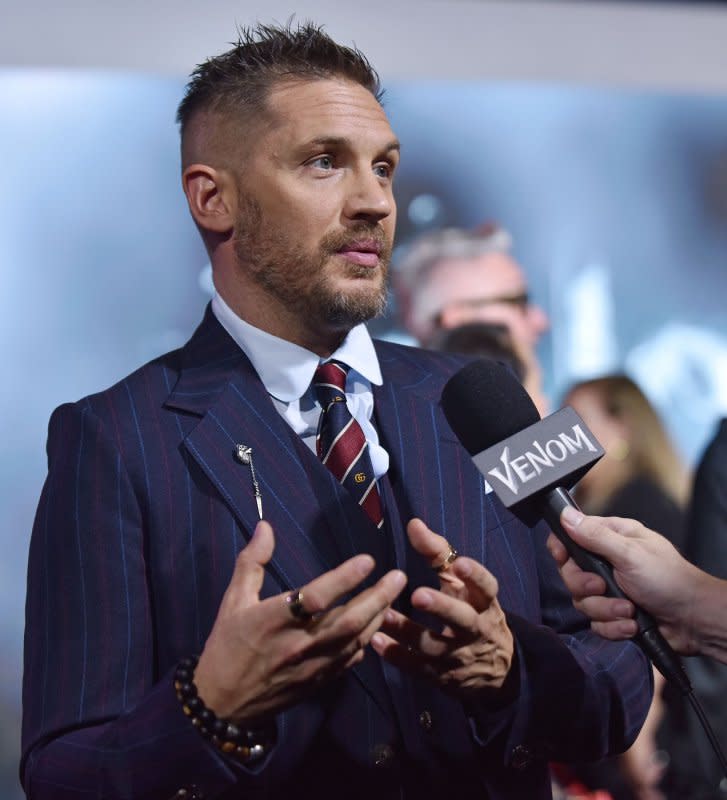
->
[[182, 164, 235, 234]]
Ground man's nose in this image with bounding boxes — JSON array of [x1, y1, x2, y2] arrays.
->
[[344, 169, 393, 223]]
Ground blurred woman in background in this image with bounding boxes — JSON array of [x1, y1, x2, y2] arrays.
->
[[565, 374, 690, 553]]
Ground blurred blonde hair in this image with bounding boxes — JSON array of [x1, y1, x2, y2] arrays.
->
[[569, 374, 691, 508]]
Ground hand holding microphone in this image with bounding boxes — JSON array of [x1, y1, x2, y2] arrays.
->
[[548, 505, 727, 781], [549, 508, 723, 660]]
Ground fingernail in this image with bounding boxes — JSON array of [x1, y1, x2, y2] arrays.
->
[[371, 633, 384, 649], [356, 555, 375, 575], [390, 570, 407, 589], [417, 590, 432, 608], [561, 506, 584, 526], [614, 600, 634, 617]]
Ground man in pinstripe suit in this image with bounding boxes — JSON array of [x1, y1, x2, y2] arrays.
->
[[21, 22, 652, 800]]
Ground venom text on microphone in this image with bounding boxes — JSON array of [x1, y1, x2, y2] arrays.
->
[[471, 407, 604, 507]]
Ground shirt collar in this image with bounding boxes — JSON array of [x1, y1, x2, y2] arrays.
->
[[211, 292, 382, 402]]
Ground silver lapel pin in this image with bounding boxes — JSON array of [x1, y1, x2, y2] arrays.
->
[[235, 444, 263, 520]]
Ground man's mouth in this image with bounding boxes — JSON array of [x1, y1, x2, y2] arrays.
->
[[336, 240, 382, 268]]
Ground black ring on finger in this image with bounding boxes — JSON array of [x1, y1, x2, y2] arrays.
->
[[285, 589, 314, 623]]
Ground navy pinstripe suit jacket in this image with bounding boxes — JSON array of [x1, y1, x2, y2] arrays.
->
[[22, 307, 652, 799]]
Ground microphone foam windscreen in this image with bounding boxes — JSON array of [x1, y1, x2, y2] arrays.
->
[[440, 359, 540, 455]]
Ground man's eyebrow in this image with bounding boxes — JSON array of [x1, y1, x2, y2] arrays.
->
[[301, 136, 401, 154]]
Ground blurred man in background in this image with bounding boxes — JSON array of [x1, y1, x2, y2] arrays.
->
[[393, 224, 550, 416]]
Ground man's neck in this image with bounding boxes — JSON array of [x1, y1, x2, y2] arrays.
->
[[214, 281, 349, 358], [214, 276, 352, 358]]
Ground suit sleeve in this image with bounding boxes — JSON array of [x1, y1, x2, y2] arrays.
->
[[466, 520, 653, 768], [21, 402, 257, 800]]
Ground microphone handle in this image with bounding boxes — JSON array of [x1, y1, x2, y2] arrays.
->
[[543, 487, 692, 695]]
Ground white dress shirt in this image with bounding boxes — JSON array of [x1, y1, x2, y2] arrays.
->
[[211, 293, 390, 478]]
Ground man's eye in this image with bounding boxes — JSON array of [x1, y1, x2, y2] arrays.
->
[[374, 163, 392, 179], [310, 155, 334, 170]]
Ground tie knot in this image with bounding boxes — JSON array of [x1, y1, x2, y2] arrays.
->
[[313, 360, 349, 395]]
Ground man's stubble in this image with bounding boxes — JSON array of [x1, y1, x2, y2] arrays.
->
[[233, 194, 392, 331]]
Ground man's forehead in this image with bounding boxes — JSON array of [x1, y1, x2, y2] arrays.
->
[[264, 78, 394, 135], [435, 252, 527, 288]]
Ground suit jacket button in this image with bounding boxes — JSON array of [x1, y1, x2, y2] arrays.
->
[[371, 743, 395, 767], [174, 788, 204, 799], [510, 744, 534, 770], [418, 710, 433, 731]]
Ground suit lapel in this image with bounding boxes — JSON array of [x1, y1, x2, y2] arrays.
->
[[166, 307, 354, 591]]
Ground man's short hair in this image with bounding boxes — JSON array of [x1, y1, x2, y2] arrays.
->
[[394, 224, 513, 342], [176, 21, 382, 138], [395, 225, 512, 296]]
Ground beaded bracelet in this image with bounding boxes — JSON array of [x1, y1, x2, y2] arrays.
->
[[174, 655, 271, 764]]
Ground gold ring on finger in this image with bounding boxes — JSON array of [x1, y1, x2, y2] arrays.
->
[[434, 544, 458, 574]]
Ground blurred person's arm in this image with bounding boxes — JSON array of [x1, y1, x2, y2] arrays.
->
[[547, 507, 727, 665], [684, 420, 727, 578]]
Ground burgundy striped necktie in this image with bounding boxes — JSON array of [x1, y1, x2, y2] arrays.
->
[[312, 360, 384, 529]]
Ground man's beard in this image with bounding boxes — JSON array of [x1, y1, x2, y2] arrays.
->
[[233, 195, 391, 330]]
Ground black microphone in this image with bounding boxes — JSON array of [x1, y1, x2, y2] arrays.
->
[[440, 358, 691, 694]]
